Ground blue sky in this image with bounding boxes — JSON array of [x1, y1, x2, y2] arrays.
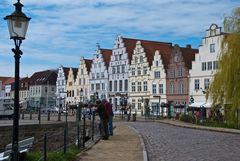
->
[[0, 0, 239, 77]]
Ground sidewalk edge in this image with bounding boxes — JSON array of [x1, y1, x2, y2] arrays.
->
[[127, 125, 148, 161]]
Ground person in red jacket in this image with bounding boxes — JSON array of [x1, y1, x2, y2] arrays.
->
[[103, 99, 114, 136]]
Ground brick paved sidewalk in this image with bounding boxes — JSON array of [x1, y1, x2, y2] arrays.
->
[[77, 122, 143, 161]]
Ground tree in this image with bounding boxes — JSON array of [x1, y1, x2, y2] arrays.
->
[[207, 7, 240, 124]]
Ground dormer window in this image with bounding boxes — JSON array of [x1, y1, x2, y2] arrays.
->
[[174, 55, 179, 62]]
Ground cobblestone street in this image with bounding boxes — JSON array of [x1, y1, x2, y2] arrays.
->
[[127, 122, 240, 161]]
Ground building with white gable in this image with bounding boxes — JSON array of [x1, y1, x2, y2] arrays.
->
[[66, 67, 78, 105], [55, 65, 70, 109], [89, 44, 112, 101], [108, 36, 139, 110], [75, 57, 92, 103], [189, 24, 224, 109]]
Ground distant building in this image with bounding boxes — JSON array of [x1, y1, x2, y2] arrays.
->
[[66, 67, 78, 105], [0, 77, 12, 98], [19, 77, 30, 102], [28, 70, 58, 110], [89, 44, 112, 101], [56, 65, 70, 109], [166, 44, 198, 115], [75, 57, 92, 103], [189, 24, 224, 109]]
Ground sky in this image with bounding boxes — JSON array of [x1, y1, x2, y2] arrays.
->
[[0, 0, 239, 77]]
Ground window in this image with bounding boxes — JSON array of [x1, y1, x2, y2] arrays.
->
[[137, 82, 142, 92], [117, 66, 120, 73], [202, 62, 206, 71], [92, 73, 95, 79], [101, 72, 104, 78], [83, 78, 85, 85], [119, 54, 122, 60], [114, 80, 117, 91], [119, 80, 123, 91], [96, 83, 100, 90], [69, 82, 72, 86], [143, 81, 148, 91], [143, 66, 147, 75], [204, 79, 210, 90], [152, 84, 157, 94], [154, 71, 160, 78], [159, 84, 163, 94], [109, 81, 112, 91], [122, 65, 125, 73], [134, 57, 138, 63], [102, 83, 105, 90], [62, 80, 64, 85], [210, 44, 215, 53], [132, 99, 135, 109], [81, 69, 83, 74], [132, 68, 135, 76], [45, 87, 48, 93], [207, 61, 212, 70], [179, 82, 183, 94], [91, 84, 94, 91], [79, 79, 81, 85], [213, 61, 218, 70], [194, 79, 200, 90], [137, 67, 141, 75], [98, 63, 101, 68], [124, 80, 128, 91], [140, 56, 143, 62], [97, 73, 100, 78], [132, 82, 136, 92], [178, 68, 183, 77], [156, 61, 159, 66], [170, 82, 174, 94], [112, 67, 116, 74]]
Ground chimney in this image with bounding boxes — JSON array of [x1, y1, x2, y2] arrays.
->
[[186, 44, 191, 48]]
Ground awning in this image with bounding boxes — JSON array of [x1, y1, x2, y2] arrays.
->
[[189, 102, 205, 108]]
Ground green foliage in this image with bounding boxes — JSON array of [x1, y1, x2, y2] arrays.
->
[[25, 146, 80, 161], [179, 113, 195, 123], [208, 7, 240, 115]]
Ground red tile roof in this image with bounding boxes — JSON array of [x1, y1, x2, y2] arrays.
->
[[101, 48, 112, 68], [180, 47, 198, 69], [0, 77, 12, 84], [84, 59, 93, 74], [29, 70, 58, 85]]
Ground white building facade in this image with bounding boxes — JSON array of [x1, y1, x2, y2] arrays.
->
[[189, 24, 224, 108], [89, 45, 112, 101]]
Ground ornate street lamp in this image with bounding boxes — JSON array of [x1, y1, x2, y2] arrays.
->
[[4, 1, 31, 161]]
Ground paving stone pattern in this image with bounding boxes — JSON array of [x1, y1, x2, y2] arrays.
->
[[127, 122, 240, 161]]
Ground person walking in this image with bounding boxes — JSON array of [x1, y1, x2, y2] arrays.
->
[[96, 99, 109, 140], [104, 99, 114, 136]]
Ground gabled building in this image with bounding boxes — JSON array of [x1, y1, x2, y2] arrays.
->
[[28, 70, 58, 110], [0, 77, 12, 98], [189, 24, 224, 109], [56, 65, 70, 109], [75, 57, 92, 103], [19, 77, 30, 102], [89, 44, 112, 101], [166, 44, 198, 115], [129, 40, 172, 114], [108, 36, 139, 110], [66, 67, 78, 105]]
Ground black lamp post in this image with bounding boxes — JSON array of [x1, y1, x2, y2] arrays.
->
[[4, 1, 30, 161]]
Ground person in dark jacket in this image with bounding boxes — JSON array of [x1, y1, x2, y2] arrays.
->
[[96, 100, 109, 140], [103, 99, 114, 135]]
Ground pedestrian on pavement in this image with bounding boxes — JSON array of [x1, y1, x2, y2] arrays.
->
[[96, 99, 109, 140], [103, 99, 114, 136]]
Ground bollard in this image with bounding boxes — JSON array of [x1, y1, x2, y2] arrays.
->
[[64, 128, 67, 154], [30, 111, 32, 120], [47, 111, 50, 121], [82, 114, 86, 148], [21, 112, 24, 119], [44, 133, 47, 161], [58, 111, 61, 121], [92, 111, 95, 141], [38, 108, 41, 124]]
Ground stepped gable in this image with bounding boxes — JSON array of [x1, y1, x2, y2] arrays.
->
[[123, 37, 172, 70], [63, 67, 70, 81], [29, 70, 57, 85], [84, 59, 93, 74], [140, 40, 172, 70], [101, 48, 112, 68], [180, 46, 198, 70], [72, 68, 78, 80]]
